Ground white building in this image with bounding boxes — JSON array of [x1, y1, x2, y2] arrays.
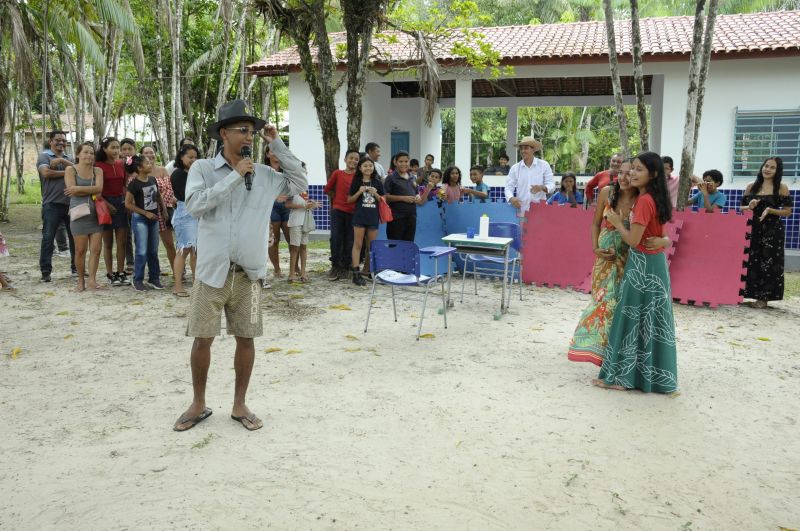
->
[[249, 11, 799, 188]]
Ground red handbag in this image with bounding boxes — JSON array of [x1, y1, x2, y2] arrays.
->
[[378, 196, 393, 223], [94, 196, 113, 225]]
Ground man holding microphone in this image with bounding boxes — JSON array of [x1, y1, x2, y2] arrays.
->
[[173, 100, 307, 432]]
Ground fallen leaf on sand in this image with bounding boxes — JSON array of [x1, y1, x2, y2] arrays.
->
[[63, 334, 73, 340], [290, 294, 305, 300], [345, 334, 359, 341], [130, 300, 144, 306], [329, 304, 352, 311], [11, 347, 22, 360], [56, 311, 71, 316], [455, 440, 462, 448], [44, 291, 55, 297], [344, 347, 361, 352], [264, 347, 282, 353], [419, 333, 436, 339], [756, 337, 771, 342], [285, 349, 301, 355]]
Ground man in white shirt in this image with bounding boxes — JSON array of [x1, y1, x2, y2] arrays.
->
[[504, 136, 554, 215], [365, 142, 387, 180]]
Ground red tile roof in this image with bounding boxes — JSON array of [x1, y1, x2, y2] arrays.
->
[[248, 10, 800, 75]]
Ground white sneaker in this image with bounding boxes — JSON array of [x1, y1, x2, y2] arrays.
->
[[55, 250, 71, 258]]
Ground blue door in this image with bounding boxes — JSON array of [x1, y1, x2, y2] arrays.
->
[[391, 131, 410, 158]]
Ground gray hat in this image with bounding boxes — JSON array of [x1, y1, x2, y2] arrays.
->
[[206, 99, 266, 140]]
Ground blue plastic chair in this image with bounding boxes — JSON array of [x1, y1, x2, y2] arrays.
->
[[364, 240, 449, 340], [460, 222, 523, 307]]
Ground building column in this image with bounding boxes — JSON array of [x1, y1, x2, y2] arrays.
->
[[506, 105, 519, 164], [455, 78, 472, 172], [649, 74, 665, 155]]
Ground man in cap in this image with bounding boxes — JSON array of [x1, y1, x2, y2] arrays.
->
[[504, 137, 554, 215], [173, 100, 307, 432]]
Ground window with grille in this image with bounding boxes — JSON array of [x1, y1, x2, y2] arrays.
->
[[732, 108, 800, 182]]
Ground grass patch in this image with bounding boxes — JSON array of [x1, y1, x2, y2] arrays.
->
[[191, 433, 214, 449], [785, 272, 800, 299], [9, 174, 42, 205]]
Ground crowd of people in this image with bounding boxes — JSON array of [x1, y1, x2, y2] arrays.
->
[[0, 98, 793, 422]]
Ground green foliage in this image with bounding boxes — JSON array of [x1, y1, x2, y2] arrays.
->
[[441, 104, 645, 174]]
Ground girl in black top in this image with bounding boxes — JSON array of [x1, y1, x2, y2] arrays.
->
[[348, 157, 384, 286]]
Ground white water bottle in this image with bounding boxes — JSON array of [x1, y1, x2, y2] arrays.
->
[[479, 214, 490, 238]]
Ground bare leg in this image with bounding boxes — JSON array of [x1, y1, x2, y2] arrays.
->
[[102, 230, 114, 276], [364, 230, 378, 274], [160, 229, 177, 277], [173, 248, 188, 294], [351, 226, 365, 268], [73, 235, 88, 292], [87, 232, 104, 289], [361, 234, 371, 275], [174, 337, 213, 430], [288, 245, 299, 280], [268, 222, 282, 276], [231, 336, 262, 429], [299, 244, 307, 278], [189, 250, 196, 280]]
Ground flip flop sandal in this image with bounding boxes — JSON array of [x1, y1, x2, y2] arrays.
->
[[300, 276, 311, 283], [231, 413, 263, 431], [173, 291, 190, 297], [173, 407, 213, 432], [287, 277, 301, 283]]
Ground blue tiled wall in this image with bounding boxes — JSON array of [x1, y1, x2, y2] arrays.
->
[[308, 185, 800, 250]]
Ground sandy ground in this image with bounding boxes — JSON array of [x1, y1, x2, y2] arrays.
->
[[1, 204, 799, 530]]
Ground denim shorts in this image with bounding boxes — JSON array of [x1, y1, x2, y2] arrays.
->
[[172, 201, 198, 251], [270, 202, 290, 223]]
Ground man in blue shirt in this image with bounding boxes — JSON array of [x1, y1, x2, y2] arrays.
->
[[689, 169, 727, 212]]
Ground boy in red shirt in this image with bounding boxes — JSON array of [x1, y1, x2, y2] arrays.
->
[[324, 150, 360, 280]]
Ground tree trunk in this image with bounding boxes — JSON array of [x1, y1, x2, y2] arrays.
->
[[342, 0, 384, 153], [630, 0, 648, 151], [602, 0, 630, 159], [169, 0, 185, 150], [693, 0, 719, 146], [260, 0, 340, 176], [677, 0, 718, 210], [154, 0, 171, 159], [579, 108, 591, 172]]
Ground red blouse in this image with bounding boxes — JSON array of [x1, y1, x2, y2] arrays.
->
[[630, 193, 664, 254], [96, 160, 125, 196]]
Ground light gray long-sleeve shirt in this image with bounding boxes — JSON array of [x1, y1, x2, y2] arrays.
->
[[185, 138, 307, 288]]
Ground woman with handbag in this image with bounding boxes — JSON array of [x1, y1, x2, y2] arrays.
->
[[95, 136, 130, 286], [64, 142, 105, 292]]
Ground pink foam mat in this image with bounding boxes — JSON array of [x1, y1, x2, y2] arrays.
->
[[668, 210, 752, 308], [521, 203, 597, 289]]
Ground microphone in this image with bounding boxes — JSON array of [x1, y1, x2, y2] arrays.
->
[[240, 145, 253, 191]]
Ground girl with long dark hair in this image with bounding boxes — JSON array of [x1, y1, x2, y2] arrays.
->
[[170, 144, 201, 296], [596, 152, 677, 393], [95, 137, 130, 286], [348, 157, 385, 286], [568, 159, 669, 366], [740, 157, 792, 308]]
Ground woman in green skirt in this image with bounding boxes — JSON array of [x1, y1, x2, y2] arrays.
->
[[569, 161, 670, 366], [598, 152, 677, 393]]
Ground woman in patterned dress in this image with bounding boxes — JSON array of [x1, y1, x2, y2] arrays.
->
[[598, 152, 677, 394], [568, 160, 669, 366], [740, 157, 793, 309]]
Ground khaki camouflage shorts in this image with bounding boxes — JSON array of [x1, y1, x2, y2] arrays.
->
[[186, 270, 262, 338]]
